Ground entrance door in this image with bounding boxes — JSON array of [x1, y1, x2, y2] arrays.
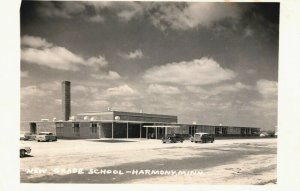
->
[[30, 123, 37, 134]]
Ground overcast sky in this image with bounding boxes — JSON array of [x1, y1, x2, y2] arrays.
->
[[20, 1, 279, 130]]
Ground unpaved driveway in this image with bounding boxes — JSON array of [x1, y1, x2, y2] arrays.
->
[[20, 138, 277, 184]]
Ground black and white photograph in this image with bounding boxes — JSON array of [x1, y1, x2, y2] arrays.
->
[[18, 1, 281, 185]]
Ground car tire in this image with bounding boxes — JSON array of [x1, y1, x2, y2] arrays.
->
[[20, 150, 25, 158], [37, 140, 40, 142]]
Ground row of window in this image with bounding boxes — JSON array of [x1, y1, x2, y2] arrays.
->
[[56, 122, 98, 134], [215, 127, 227, 135], [57, 123, 257, 135]]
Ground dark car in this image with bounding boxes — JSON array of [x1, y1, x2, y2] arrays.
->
[[20, 144, 31, 158], [20, 132, 36, 141], [162, 134, 184, 143]]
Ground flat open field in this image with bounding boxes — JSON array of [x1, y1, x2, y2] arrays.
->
[[20, 138, 277, 184]]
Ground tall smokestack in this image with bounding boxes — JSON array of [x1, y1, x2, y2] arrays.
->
[[62, 81, 71, 121]]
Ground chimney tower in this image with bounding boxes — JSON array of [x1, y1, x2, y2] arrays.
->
[[62, 81, 71, 121]]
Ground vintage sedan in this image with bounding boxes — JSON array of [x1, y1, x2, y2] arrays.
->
[[162, 134, 185, 143], [20, 145, 31, 158], [193, 133, 215, 143], [36, 132, 57, 142]]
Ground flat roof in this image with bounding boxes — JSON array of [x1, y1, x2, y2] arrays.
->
[[76, 110, 177, 118], [22, 120, 260, 129]]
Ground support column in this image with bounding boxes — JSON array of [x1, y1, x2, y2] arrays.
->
[[112, 122, 114, 139], [139, 123, 142, 139], [155, 127, 158, 139], [127, 122, 129, 139], [98, 122, 101, 139], [146, 127, 148, 139]]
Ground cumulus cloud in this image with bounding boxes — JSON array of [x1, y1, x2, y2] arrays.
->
[[241, 79, 278, 121], [21, 35, 85, 71], [149, 3, 243, 30], [72, 85, 89, 92], [143, 57, 235, 85], [256, 79, 278, 98], [147, 3, 242, 30], [21, 86, 47, 98], [105, 85, 140, 97], [21, 35, 53, 48], [120, 49, 143, 60], [210, 82, 252, 95], [88, 15, 105, 23], [148, 3, 241, 30], [91, 71, 121, 80], [85, 55, 108, 68], [21, 35, 113, 72], [147, 84, 180, 95], [21, 46, 84, 71], [185, 82, 252, 98]]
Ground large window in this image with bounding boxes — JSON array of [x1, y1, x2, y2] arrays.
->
[[90, 122, 98, 134], [221, 127, 227, 135], [189, 126, 196, 135], [215, 127, 220, 135], [72, 122, 80, 135], [56, 122, 63, 135], [246, 128, 250, 135]]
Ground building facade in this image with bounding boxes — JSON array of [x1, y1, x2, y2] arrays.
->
[[22, 111, 260, 139]]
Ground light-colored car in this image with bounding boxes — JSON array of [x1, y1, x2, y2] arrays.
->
[[193, 133, 215, 143], [20, 145, 31, 158], [36, 132, 57, 142]]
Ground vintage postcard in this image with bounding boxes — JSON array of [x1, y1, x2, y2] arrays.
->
[[19, 0, 279, 186]]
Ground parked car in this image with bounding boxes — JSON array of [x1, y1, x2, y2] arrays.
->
[[190, 135, 194, 142], [193, 133, 215, 143], [181, 134, 192, 140], [20, 145, 31, 158], [20, 134, 27, 141], [162, 134, 184, 143], [36, 132, 57, 142], [20, 132, 36, 141]]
